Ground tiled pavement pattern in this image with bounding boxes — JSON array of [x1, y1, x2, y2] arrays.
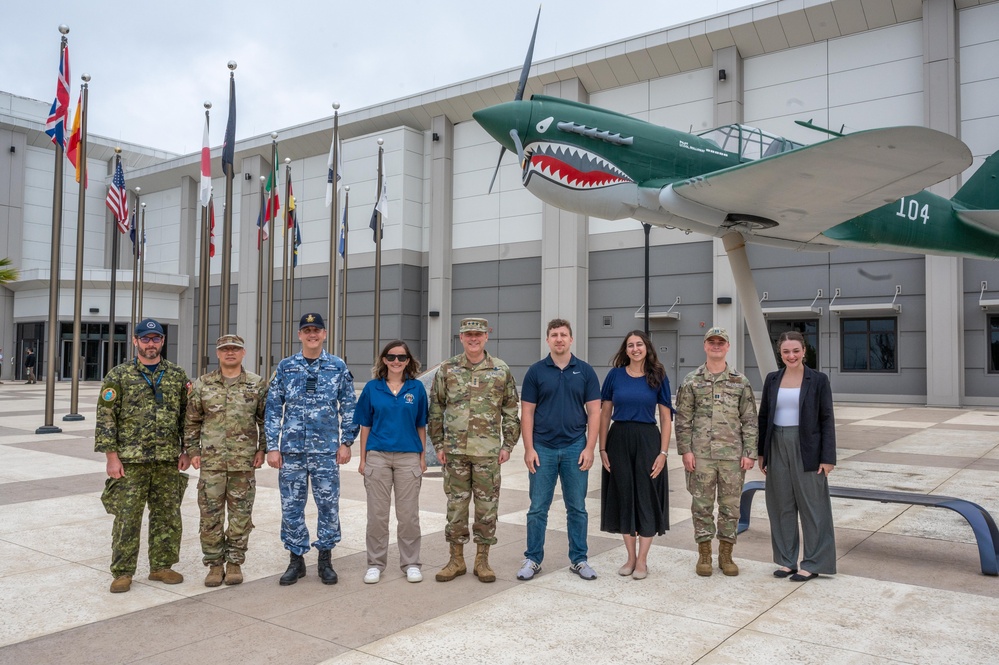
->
[[1, 383, 997, 664]]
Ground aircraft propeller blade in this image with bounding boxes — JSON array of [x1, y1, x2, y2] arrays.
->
[[510, 129, 525, 165], [515, 7, 541, 102], [488, 147, 507, 194], [488, 6, 540, 194]]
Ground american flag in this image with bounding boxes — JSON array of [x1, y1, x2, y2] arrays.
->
[[45, 45, 71, 149], [106, 156, 129, 233]]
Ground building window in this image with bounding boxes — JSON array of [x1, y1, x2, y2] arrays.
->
[[767, 320, 818, 369], [989, 315, 999, 374], [841, 318, 897, 372]]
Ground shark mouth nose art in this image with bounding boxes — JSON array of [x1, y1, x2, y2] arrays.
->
[[524, 142, 633, 190]]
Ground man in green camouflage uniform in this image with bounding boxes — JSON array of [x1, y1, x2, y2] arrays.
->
[[674, 327, 757, 578], [95, 318, 191, 593], [429, 317, 521, 583], [185, 334, 267, 587]]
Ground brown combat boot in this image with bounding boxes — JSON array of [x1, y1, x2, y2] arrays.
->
[[110, 574, 132, 593], [204, 563, 224, 587], [696, 541, 713, 577], [435, 543, 466, 582], [224, 563, 243, 585], [148, 568, 184, 584], [473, 544, 496, 583], [718, 540, 739, 576]]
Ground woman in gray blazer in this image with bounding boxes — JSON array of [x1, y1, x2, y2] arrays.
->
[[758, 331, 836, 581]]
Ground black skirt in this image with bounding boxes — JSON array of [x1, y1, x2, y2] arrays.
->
[[600, 421, 669, 537]]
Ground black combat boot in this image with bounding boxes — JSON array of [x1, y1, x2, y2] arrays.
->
[[279, 552, 306, 586], [317, 549, 338, 585]]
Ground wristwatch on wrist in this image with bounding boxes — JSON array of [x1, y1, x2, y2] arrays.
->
[[343, 441, 354, 448]]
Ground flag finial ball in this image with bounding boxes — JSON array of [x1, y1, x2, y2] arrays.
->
[[377, 138, 384, 146], [59, 25, 69, 35], [333, 102, 340, 110], [204, 101, 212, 110], [227, 61, 237, 71], [114, 147, 122, 154], [271, 132, 278, 140], [81, 73, 91, 82], [260, 176, 266, 183], [141, 202, 146, 208]]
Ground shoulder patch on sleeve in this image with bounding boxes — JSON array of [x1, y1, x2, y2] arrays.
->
[[186, 381, 194, 395], [102, 388, 117, 402]]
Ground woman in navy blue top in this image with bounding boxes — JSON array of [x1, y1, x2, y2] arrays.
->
[[356, 340, 428, 584], [598, 330, 674, 579]]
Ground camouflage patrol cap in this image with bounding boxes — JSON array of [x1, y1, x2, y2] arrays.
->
[[299, 313, 326, 329], [704, 326, 730, 343], [216, 334, 245, 349], [459, 318, 489, 334]]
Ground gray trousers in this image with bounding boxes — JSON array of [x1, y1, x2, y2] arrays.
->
[[363, 451, 423, 572], [765, 426, 837, 574]]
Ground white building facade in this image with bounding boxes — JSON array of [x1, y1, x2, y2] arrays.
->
[[1, 0, 997, 406]]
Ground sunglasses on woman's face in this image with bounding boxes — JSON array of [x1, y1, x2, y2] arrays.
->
[[384, 354, 409, 362]]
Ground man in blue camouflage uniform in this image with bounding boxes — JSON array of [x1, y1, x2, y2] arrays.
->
[[266, 313, 358, 586], [95, 318, 191, 593], [429, 317, 521, 583], [185, 334, 267, 587], [674, 327, 758, 578]]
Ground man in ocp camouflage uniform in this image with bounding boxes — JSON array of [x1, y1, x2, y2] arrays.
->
[[96, 318, 191, 593], [185, 334, 267, 587], [429, 317, 520, 583], [675, 326, 757, 578], [266, 313, 357, 587]]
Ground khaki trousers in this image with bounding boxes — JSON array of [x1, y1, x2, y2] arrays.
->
[[363, 451, 423, 571]]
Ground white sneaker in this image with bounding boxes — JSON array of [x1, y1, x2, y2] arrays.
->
[[363, 567, 381, 584], [406, 566, 423, 583]]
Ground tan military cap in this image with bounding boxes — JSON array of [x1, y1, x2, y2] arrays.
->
[[216, 334, 246, 349], [703, 326, 730, 343], [459, 318, 489, 334]]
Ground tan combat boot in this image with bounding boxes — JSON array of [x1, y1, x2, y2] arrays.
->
[[718, 540, 739, 576], [473, 543, 496, 583], [110, 574, 132, 593], [204, 563, 224, 587], [224, 563, 243, 585], [435, 543, 466, 582], [148, 568, 184, 584], [696, 541, 713, 577]]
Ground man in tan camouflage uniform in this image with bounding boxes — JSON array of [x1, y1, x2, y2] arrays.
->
[[96, 318, 191, 593], [674, 326, 757, 577], [185, 334, 267, 587], [429, 317, 521, 583]]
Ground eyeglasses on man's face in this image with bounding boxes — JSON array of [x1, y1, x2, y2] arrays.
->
[[138, 336, 164, 345]]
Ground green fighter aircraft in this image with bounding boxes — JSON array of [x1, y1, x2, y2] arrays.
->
[[471, 10, 999, 378]]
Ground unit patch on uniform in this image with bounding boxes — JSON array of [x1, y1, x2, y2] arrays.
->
[[102, 388, 117, 402]]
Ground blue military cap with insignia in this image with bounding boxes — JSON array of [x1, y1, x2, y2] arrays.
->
[[299, 313, 326, 330], [135, 318, 165, 338]]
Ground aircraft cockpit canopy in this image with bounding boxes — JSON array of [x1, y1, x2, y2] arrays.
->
[[696, 124, 804, 162]]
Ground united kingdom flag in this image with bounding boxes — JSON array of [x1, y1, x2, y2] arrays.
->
[[45, 46, 71, 150]]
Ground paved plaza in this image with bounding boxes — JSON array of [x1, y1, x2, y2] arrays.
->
[[0, 381, 997, 664]]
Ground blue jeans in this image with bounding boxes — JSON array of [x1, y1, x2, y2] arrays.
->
[[525, 437, 589, 565]]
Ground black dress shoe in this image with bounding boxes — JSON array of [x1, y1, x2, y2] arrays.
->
[[773, 568, 798, 578], [789, 571, 819, 582]]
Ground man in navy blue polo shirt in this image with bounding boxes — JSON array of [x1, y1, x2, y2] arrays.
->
[[516, 318, 601, 581]]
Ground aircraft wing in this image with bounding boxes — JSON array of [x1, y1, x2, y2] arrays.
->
[[669, 127, 972, 243]]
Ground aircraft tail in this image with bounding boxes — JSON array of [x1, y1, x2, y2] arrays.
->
[[954, 151, 999, 209]]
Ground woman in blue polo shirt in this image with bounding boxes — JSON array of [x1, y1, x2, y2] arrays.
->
[[356, 340, 428, 584], [598, 330, 674, 580]]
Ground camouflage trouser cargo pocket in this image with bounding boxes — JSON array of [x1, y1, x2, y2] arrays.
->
[[101, 477, 122, 515]]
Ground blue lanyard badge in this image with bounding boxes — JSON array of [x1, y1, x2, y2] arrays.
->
[[137, 360, 166, 403]]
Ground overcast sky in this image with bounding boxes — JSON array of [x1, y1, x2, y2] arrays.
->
[[1, 0, 757, 155]]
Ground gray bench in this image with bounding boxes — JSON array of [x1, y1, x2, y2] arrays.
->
[[737, 480, 999, 576]]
